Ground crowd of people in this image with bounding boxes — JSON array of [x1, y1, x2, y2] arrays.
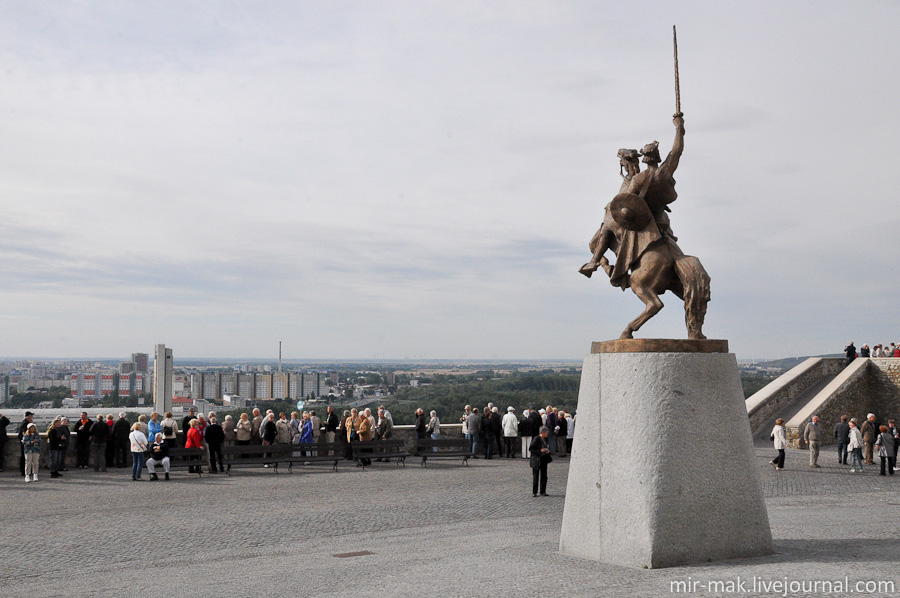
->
[[457, 403, 575, 461], [1, 402, 575, 488], [844, 341, 900, 363], [770, 412, 899, 476], [0, 406, 341, 481]]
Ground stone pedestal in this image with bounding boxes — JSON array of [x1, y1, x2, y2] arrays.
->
[[559, 340, 773, 569]]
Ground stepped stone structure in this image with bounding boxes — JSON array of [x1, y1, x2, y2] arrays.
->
[[746, 358, 900, 449]]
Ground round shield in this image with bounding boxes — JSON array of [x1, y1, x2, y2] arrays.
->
[[610, 192, 652, 231]]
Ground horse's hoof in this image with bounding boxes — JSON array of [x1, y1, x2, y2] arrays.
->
[[578, 264, 595, 278], [619, 332, 634, 340]]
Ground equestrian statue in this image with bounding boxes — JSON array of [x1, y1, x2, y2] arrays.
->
[[578, 27, 710, 340]]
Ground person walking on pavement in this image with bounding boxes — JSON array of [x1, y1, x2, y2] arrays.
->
[[861, 413, 878, 465], [834, 415, 850, 465], [529, 426, 552, 496], [848, 419, 864, 472], [804, 415, 822, 468], [875, 425, 896, 476], [889, 419, 900, 471], [770, 418, 787, 470]]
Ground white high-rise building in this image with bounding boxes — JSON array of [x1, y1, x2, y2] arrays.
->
[[153, 344, 173, 414]]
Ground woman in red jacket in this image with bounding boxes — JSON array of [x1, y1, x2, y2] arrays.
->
[[185, 419, 203, 473]]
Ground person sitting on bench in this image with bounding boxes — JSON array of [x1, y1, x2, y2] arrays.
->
[[147, 432, 171, 481]]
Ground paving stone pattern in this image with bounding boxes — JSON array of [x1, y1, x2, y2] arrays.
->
[[1, 446, 899, 598]]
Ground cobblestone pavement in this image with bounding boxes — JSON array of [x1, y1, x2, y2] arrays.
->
[[1, 447, 899, 598]]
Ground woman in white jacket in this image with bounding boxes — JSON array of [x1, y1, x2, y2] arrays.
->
[[848, 419, 864, 472], [128, 422, 149, 481], [770, 418, 787, 470]]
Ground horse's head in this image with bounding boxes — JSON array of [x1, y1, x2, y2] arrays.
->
[[618, 148, 640, 179]]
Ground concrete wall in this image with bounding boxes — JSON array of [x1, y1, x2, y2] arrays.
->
[[866, 359, 900, 409], [2, 431, 80, 471], [745, 358, 843, 435]]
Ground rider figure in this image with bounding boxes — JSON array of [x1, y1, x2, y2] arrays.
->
[[579, 113, 685, 279], [627, 112, 684, 245]]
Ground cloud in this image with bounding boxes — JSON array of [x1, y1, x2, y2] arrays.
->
[[1, 2, 900, 359]]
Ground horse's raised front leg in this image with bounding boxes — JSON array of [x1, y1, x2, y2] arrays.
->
[[620, 286, 664, 339]]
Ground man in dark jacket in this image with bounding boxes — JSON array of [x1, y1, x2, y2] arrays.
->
[[414, 408, 428, 442], [205, 417, 225, 474], [58, 418, 71, 470], [555, 413, 568, 457], [545, 409, 559, 454], [414, 408, 427, 438], [112, 413, 132, 467], [834, 415, 851, 465], [324, 406, 340, 444], [518, 412, 534, 460], [844, 342, 856, 367], [90, 414, 110, 472], [490, 407, 503, 456], [528, 408, 542, 430], [0, 412, 10, 471], [481, 411, 495, 459], [860, 413, 878, 465], [48, 419, 65, 478], [104, 415, 116, 468], [529, 426, 552, 496], [72, 412, 93, 469], [889, 419, 900, 467]]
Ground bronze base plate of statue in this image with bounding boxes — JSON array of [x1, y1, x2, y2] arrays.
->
[[591, 338, 727, 354]]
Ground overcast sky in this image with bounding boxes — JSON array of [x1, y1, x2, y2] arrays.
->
[[1, 1, 898, 361]]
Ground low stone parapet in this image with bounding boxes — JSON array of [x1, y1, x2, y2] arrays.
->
[[2, 423, 466, 471]]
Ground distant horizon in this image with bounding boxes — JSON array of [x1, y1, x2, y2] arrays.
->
[[0, 352, 844, 365], [0, 355, 584, 364]]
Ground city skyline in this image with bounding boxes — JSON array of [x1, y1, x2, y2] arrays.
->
[[2, 3, 899, 361]]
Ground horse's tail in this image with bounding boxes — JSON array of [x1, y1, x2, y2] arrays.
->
[[673, 255, 710, 340]]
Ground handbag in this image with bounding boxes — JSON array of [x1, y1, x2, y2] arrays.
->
[[770, 433, 775, 441]]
